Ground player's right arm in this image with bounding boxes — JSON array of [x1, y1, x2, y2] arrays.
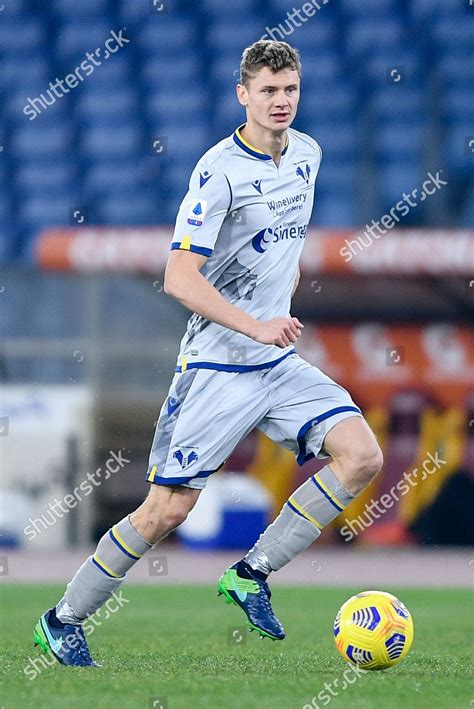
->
[[164, 250, 303, 347], [164, 159, 303, 348]]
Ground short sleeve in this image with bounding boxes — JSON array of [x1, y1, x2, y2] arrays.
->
[[170, 161, 232, 257]]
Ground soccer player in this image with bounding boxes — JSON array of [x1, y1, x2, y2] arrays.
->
[[33, 40, 382, 664]]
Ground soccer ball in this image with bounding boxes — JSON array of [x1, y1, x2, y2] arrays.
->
[[333, 590, 414, 670]]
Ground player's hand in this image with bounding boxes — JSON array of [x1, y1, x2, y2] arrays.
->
[[251, 317, 304, 348]]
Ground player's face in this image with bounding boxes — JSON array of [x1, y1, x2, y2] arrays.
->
[[238, 66, 300, 132]]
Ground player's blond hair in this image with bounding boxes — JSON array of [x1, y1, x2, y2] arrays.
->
[[239, 40, 302, 87]]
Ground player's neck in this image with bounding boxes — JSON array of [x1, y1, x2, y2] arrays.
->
[[240, 122, 287, 166]]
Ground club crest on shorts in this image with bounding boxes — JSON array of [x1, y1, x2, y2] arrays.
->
[[173, 448, 199, 468]]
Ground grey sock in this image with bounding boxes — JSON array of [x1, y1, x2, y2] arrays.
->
[[56, 516, 152, 623], [245, 465, 354, 573]]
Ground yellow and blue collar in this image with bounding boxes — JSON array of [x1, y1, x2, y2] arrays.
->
[[233, 124, 289, 161]]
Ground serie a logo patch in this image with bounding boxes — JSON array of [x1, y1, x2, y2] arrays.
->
[[187, 198, 207, 226]]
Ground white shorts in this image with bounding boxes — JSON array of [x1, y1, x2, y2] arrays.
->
[[145, 353, 363, 489]]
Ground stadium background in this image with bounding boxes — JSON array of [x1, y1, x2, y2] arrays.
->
[[0, 2, 473, 708], [0, 0, 473, 556]]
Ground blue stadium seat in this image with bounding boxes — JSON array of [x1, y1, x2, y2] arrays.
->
[[275, 19, 338, 51], [307, 123, 359, 161], [78, 57, 131, 89], [0, 0, 28, 16], [460, 192, 474, 227], [0, 18, 44, 53], [138, 19, 195, 54], [412, 0, 467, 23], [0, 158, 7, 187], [443, 124, 474, 175], [269, 0, 336, 16], [315, 164, 357, 197], [15, 164, 76, 196], [371, 88, 425, 123], [0, 227, 13, 265], [200, 0, 256, 14], [164, 161, 198, 194], [55, 22, 114, 61], [313, 195, 358, 227], [345, 19, 403, 57], [4, 86, 70, 123], [213, 95, 246, 134], [149, 126, 210, 160], [80, 126, 143, 159], [96, 194, 157, 224], [19, 195, 74, 232], [75, 90, 138, 124], [0, 57, 50, 92], [51, 0, 110, 18], [120, 0, 189, 24], [147, 91, 209, 123], [374, 125, 425, 162], [142, 56, 200, 87], [362, 52, 424, 88], [210, 57, 242, 94], [301, 55, 344, 85], [207, 20, 263, 51], [298, 86, 357, 124], [84, 163, 147, 197], [119, 0, 150, 24], [432, 18, 474, 51], [148, 187, 178, 223], [341, 0, 398, 14], [0, 195, 11, 224], [376, 162, 422, 208], [436, 53, 474, 88], [441, 89, 474, 124], [10, 126, 72, 159]]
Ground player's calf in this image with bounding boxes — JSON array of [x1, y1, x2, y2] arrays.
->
[[34, 483, 200, 664]]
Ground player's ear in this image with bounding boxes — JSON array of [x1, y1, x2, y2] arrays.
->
[[236, 83, 248, 107]]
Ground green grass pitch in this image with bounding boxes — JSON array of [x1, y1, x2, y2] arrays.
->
[[0, 584, 471, 708]]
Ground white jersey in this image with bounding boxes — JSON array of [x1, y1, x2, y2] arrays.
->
[[170, 123, 322, 372]]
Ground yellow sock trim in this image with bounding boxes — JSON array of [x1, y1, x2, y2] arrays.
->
[[288, 496, 323, 530]]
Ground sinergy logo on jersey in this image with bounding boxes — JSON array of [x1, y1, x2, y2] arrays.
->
[[251, 223, 308, 253]]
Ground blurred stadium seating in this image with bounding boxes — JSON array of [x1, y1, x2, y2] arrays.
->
[[0, 0, 473, 261]]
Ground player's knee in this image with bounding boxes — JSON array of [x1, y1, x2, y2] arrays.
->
[[364, 445, 383, 479], [342, 444, 383, 494], [355, 445, 383, 486]]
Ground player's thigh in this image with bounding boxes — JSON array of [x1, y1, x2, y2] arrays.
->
[[257, 354, 363, 465], [146, 367, 269, 489]]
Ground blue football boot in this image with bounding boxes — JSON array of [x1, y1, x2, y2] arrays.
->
[[218, 561, 285, 640], [33, 608, 99, 666]]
